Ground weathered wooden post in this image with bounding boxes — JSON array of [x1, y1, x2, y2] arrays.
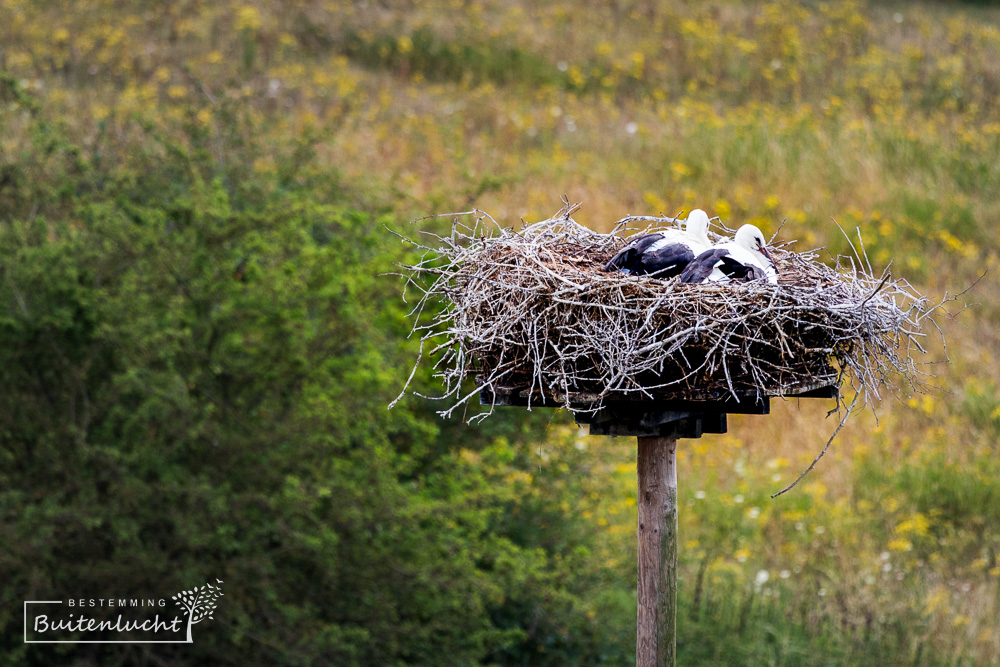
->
[[636, 435, 677, 666], [581, 403, 730, 667]]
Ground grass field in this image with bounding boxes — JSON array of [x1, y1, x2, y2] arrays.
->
[[4, 0, 1000, 664]]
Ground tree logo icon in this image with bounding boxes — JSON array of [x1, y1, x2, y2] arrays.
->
[[172, 579, 224, 643]]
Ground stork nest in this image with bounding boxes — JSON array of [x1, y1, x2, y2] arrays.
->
[[392, 203, 949, 420]]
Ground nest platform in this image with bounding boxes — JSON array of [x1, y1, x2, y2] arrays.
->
[[395, 203, 938, 422]]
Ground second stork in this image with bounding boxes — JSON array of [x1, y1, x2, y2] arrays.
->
[[604, 209, 712, 278]]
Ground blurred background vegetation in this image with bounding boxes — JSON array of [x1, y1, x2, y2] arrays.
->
[[1, 0, 998, 664]]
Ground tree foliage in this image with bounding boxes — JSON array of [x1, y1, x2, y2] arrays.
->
[[0, 81, 626, 665]]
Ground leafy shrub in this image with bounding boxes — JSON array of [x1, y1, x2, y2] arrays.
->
[[0, 84, 625, 666]]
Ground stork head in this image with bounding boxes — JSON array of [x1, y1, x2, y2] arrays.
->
[[684, 209, 712, 245], [734, 224, 776, 267]]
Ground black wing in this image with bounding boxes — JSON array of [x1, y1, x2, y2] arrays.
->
[[717, 255, 757, 281], [680, 248, 729, 283], [604, 233, 667, 272], [742, 264, 768, 282], [638, 242, 694, 278], [717, 256, 773, 282]]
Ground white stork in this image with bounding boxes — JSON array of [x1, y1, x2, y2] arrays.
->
[[679, 224, 778, 284], [605, 209, 713, 278]]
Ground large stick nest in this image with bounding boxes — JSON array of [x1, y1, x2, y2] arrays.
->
[[393, 203, 948, 421]]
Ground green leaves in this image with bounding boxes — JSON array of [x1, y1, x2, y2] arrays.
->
[[0, 92, 619, 666]]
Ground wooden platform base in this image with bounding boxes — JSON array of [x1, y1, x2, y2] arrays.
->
[[479, 383, 838, 438]]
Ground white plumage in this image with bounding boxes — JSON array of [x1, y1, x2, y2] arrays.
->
[[646, 209, 712, 255]]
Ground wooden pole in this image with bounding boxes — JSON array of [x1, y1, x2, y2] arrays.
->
[[636, 436, 678, 667]]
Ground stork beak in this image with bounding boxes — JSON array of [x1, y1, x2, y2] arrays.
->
[[760, 246, 777, 272]]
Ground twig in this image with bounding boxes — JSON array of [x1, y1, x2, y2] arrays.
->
[[770, 390, 860, 499]]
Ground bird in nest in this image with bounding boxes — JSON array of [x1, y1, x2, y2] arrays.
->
[[605, 212, 778, 284], [604, 209, 712, 278], [680, 224, 778, 285]]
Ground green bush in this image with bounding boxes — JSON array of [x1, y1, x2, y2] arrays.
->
[[0, 82, 627, 666]]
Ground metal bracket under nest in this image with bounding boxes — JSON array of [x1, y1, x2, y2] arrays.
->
[[479, 384, 840, 439]]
